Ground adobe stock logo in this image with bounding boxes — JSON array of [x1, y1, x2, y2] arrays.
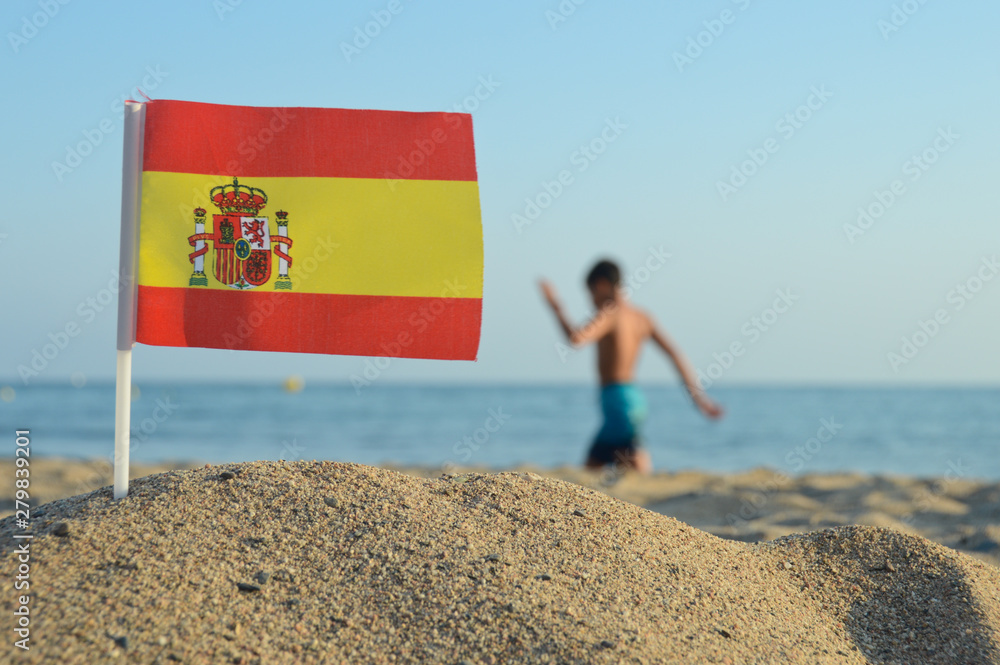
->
[[716, 86, 833, 201], [339, 0, 413, 63], [349, 278, 469, 394], [17, 270, 123, 384], [51, 66, 169, 182], [545, 0, 587, 31], [442, 407, 513, 473], [554, 246, 672, 364], [672, 0, 754, 73], [887, 256, 998, 373], [877, 0, 931, 40], [213, 0, 244, 21], [512, 117, 627, 234], [697, 288, 799, 390], [7, 0, 71, 54], [843, 127, 958, 244]]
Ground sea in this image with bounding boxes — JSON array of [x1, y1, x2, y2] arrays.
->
[[3, 383, 999, 479]]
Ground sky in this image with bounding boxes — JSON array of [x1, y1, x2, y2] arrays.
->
[[2, 0, 998, 388]]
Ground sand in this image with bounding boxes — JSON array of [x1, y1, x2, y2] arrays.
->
[[2, 460, 999, 664], [5, 459, 999, 571], [400, 465, 1000, 571]]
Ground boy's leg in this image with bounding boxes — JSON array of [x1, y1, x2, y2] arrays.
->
[[609, 447, 651, 475], [628, 448, 652, 475]]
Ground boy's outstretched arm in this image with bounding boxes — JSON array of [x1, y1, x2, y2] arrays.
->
[[539, 280, 575, 340], [538, 279, 613, 346], [650, 322, 725, 419]]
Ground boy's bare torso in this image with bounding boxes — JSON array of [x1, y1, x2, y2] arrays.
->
[[596, 302, 653, 385]]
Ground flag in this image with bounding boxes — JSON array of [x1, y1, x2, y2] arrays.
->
[[134, 99, 483, 360]]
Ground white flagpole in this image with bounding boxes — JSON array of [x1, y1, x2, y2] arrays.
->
[[114, 101, 146, 499]]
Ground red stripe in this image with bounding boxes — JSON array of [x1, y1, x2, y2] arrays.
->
[[136, 286, 481, 360], [142, 99, 477, 181]]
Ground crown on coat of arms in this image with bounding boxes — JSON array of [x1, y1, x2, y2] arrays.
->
[[211, 177, 268, 215]]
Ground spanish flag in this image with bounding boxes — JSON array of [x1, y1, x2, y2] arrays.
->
[[134, 99, 483, 360]]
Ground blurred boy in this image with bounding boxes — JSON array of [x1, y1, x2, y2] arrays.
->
[[539, 259, 723, 475]]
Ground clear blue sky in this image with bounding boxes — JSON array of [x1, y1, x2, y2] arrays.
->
[[2, 0, 998, 387]]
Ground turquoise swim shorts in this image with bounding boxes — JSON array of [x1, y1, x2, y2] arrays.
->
[[587, 383, 648, 465]]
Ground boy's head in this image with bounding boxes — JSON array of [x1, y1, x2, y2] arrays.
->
[[586, 259, 621, 307]]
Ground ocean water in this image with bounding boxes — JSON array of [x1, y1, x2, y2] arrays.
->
[[2, 383, 998, 479]]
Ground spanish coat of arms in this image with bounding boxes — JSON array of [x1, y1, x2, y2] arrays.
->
[[187, 177, 293, 290]]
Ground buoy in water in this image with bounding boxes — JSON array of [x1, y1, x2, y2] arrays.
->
[[283, 375, 305, 393]]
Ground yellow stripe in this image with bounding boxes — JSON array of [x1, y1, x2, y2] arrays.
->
[[138, 172, 483, 298]]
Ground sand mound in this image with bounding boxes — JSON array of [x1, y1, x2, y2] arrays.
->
[[3, 462, 999, 664]]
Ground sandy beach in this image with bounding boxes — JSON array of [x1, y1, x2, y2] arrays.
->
[[1, 459, 999, 663], [5, 457, 996, 568], [413, 464, 1000, 570]]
